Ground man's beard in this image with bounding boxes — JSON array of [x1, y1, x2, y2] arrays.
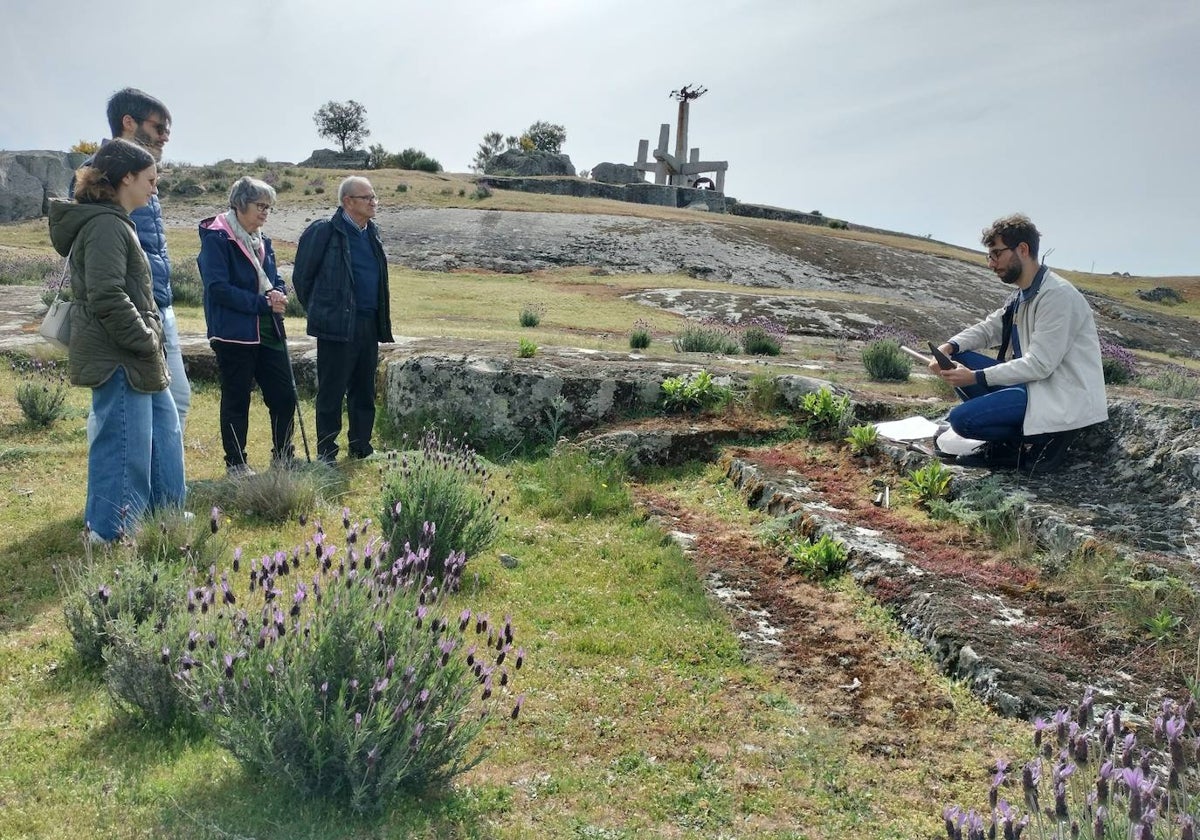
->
[[133, 126, 163, 161], [999, 262, 1022, 284]]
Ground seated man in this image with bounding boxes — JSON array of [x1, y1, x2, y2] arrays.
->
[[931, 214, 1107, 472]]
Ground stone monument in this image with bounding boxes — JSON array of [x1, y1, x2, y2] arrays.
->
[[633, 84, 728, 192]]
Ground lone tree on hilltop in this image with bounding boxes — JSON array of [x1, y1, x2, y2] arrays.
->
[[313, 100, 370, 152]]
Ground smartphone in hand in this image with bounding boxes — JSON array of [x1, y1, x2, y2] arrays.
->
[[927, 342, 954, 370]]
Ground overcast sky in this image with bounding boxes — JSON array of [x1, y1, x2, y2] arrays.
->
[[3, 0, 1196, 277]]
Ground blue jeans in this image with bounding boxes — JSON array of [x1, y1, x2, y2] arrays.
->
[[947, 351, 1028, 442], [161, 306, 192, 433], [86, 368, 186, 541], [87, 306, 190, 443]]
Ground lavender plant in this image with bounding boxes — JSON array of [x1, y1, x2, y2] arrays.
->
[[12, 356, 69, 427], [379, 429, 505, 583], [157, 518, 526, 812], [740, 316, 787, 356], [629, 318, 653, 350], [862, 338, 913, 382], [672, 318, 741, 355], [1100, 340, 1137, 385], [57, 508, 223, 667], [944, 690, 1200, 840]]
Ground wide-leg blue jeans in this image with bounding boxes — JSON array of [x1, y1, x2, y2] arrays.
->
[[946, 351, 1028, 442], [86, 367, 186, 541]]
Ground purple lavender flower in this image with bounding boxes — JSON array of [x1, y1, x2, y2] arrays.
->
[[511, 694, 525, 720]]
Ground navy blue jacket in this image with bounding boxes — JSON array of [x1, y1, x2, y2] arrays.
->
[[197, 214, 283, 344], [293, 209, 394, 343]]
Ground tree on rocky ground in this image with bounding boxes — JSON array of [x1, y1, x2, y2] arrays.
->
[[313, 100, 370, 152]]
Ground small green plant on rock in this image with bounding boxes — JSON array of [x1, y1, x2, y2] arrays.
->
[[903, 460, 952, 506], [788, 534, 848, 580], [845, 424, 879, 456], [746, 372, 780, 413], [660, 370, 730, 413], [517, 338, 538, 358], [799, 387, 853, 440]]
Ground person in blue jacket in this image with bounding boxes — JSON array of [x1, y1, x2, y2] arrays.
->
[[292, 176, 394, 463], [197, 177, 296, 475]]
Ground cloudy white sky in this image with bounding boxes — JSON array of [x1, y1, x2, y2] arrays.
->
[[3, 0, 1196, 276]]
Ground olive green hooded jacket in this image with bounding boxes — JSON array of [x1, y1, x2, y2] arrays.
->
[[47, 199, 168, 393]]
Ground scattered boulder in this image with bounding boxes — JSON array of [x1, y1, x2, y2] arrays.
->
[[485, 149, 575, 177], [1137, 286, 1185, 305], [590, 162, 644, 184], [0, 150, 74, 222], [299, 148, 370, 169]]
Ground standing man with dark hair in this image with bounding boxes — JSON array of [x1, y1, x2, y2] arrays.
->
[[293, 176, 394, 463], [931, 213, 1107, 472], [101, 87, 191, 434]]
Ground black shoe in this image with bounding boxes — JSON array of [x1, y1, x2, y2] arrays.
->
[[1019, 431, 1077, 475], [954, 440, 1022, 469]]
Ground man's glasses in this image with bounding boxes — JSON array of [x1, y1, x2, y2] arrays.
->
[[253, 202, 273, 213], [987, 246, 1014, 261], [348, 194, 378, 203], [141, 119, 171, 138]]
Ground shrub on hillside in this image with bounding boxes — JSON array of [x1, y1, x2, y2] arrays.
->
[[861, 339, 912, 382], [629, 318, 653, 350], [740, 317, 786, 356], [0, 252, 59, 287], [379, 430, 505, 584]]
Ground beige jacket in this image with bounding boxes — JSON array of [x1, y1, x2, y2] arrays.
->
[[950, 270, 1108, 436]]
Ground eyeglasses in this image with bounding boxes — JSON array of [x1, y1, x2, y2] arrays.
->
[[253, 202, 273, 213], [348, 194, 378, 203], [141, 119, 171, 138], [987, 246, 1014, 261]]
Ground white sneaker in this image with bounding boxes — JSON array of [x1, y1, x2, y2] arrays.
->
[[227, 464, 256, 478]]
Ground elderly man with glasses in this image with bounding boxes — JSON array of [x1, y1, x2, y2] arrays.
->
[[928, 213, 1107, 473], [293, 176, 395, 463]]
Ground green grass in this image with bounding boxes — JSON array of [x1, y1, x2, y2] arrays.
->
[[0, 362, 1028, 838]]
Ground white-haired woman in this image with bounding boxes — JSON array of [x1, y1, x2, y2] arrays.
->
[[198, 176, 296, 475]]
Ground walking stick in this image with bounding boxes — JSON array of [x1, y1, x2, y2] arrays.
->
[[272, 311, 312, 463]]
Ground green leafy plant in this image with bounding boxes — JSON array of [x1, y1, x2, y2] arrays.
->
[[746, 372, 780, 413], [379, 429, 505, 582], [845, 424, 879, 456], [660, 370, 731, 413], [927, 476, 1030, 550], [788, 534, 849, 580], [519, 303, 545, 328], [798, 387, 853, 440], [12, 356, 69, 427], [902, 460, 953, 506], [1144, 607, 1181, 642], [861, 339, 913, 382], [629, 318, 653, 350], [517, 338, 538, 358]]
